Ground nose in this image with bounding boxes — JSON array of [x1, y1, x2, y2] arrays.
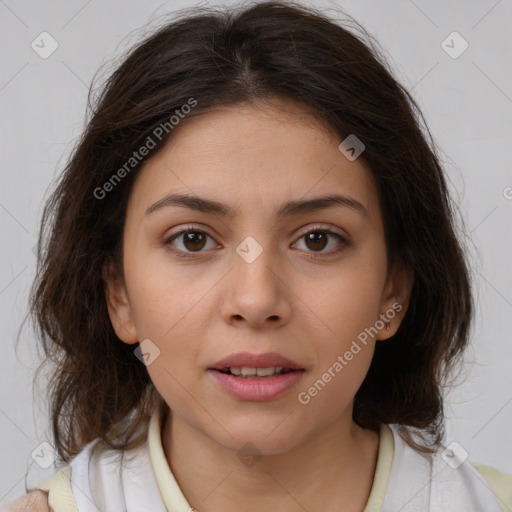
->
[[220, 239, 293, 329]]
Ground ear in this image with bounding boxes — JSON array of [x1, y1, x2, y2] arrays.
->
[[376, 259, 413, 341], [102, 259, 139, 344]]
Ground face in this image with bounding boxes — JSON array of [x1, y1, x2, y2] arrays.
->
[[104, 99, 410, 455]]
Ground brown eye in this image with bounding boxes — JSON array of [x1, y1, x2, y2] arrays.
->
[[304, 231, 329, 251], [293, 229, 348, 255], [165, 229, 217, 257], [181, 231, 207, 251]]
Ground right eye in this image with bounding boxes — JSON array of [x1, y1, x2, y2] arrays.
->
[[164, 227, 219, 258]]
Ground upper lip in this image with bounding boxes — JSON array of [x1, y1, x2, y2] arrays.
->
[[210, 351, 304, 371]]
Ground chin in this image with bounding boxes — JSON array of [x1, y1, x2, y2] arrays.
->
[[207, 417, 305, 456]]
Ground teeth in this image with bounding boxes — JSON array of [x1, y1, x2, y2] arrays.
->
[[256, 367, 276, 377], [227, 366, 286, 377], [241, 367, 257, 376]]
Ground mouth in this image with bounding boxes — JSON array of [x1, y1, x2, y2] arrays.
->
[[214, 366, 299, 378], [209, 351, 304, 376], [208, 352, 305, 401]]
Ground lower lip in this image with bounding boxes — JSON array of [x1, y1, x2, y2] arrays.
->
[[208, 369, 305, 401]]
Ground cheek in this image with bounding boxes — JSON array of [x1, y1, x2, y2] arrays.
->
[[297, 349, 373, 430], [125, 243, 216, 336], [308, 288, 378, 385], [123, 251, 216, 398], [132, 275, 209, 413], [308, 261, 386, 344], [301, 242, 386, 392], [297, 285, 378, 417]]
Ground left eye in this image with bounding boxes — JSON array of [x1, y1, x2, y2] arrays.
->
[[292, 229, 347, 254]]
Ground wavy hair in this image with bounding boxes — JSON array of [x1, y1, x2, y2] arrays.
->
[[26, 0, 472, 464]]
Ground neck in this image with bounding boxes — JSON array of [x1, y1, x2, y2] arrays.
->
[[161, 407, 380, 512]]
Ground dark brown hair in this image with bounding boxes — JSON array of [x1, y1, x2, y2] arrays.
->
[[26, 0, 472, 464]]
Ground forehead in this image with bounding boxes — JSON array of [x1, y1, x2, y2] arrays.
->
[[126, 100, 380, 223]]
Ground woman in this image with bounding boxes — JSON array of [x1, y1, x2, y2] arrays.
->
[[6, 1, 511, 511]]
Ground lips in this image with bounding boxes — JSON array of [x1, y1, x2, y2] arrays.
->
[[210, 351, 304, 372], [208, 351, 305, 401]]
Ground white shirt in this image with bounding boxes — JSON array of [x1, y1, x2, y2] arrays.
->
[[31, 404, 511, 512]]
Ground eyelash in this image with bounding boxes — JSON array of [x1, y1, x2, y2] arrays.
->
[[163, 224, 350, 260]]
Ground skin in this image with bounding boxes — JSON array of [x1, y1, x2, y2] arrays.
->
[[104, 98, 412, 512]]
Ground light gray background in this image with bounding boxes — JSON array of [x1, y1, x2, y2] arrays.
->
[[1, 0, 511, 505]]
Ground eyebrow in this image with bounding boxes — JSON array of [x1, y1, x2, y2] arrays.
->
[[145, 193, 367, 219]]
